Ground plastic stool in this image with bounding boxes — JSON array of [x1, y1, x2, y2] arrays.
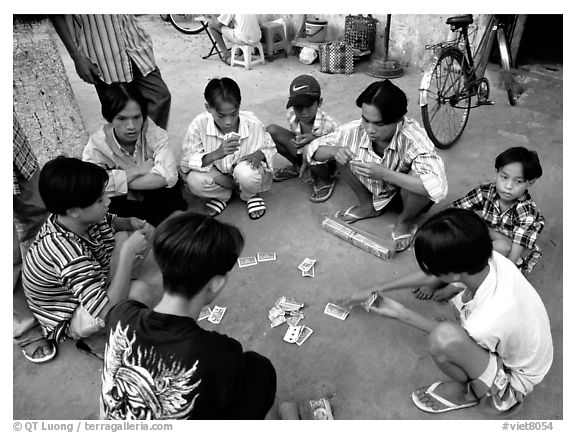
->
[[260, 21, 288, 59], [230, 42, 266, 70]]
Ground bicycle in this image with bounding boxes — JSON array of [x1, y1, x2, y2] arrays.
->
[[419, 14, 517, 149]]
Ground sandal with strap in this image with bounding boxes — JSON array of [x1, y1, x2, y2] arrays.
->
[[21, 339, 57, 364], [309, 180, 336, 203], [206, 198, 227, 217], [273, 165, 299, 182], [247, 197, 266, 220]]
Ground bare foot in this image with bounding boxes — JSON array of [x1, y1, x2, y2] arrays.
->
[[413, 286, 436, 300]]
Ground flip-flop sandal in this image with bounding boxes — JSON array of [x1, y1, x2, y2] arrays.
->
[[273, 166, 299, 182], [247, 197, 266, 220], [21, 339, 57, 364], [411, 381, 479, 413], [309, 180, 336, 203], [206, 198, 227, 217], [335, 205, 381, 224], [392, 224, 419, 252]]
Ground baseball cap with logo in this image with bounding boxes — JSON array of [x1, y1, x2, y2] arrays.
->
[[286, 75, 321, 108]]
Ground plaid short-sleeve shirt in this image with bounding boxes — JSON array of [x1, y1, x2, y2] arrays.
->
[[452, 182, 545, 272], [13, 112, 38, 195]]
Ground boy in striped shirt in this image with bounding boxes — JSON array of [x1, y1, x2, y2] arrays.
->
[[22, 157, 156, 343]]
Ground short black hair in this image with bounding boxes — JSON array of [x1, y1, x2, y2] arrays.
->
[[414, 208, 493, 276], [152, 212, 244, 298], [101, 82, 148, 123], [204, 77, 242, 109], [39, 156, 108, 215], [355, 79, 407, 124], [495, 146, 543, 181]]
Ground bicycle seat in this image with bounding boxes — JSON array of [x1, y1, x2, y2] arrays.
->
[[446, 15, 474, 30]]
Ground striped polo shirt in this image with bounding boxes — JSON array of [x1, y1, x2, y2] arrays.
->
[[22, 214, 116, 342], [66, 14, 157, 83], [307, 117, 448, 210], [180, 111, 277, 175]]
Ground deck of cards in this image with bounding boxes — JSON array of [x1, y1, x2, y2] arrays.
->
[[324, 303, 349, 321], [268, 296, 313, 346], [298, 257, 316, 277]]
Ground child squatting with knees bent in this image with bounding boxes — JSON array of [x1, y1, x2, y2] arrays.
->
[[22, 157, 156, 344], [180, 77, 276, 220], [101, 211, 278, 420], [338, 208, 553, 414], [267, 74, 339, 202]]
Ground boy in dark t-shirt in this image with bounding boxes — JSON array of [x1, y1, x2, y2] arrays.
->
[[101, 212, 277, 420]]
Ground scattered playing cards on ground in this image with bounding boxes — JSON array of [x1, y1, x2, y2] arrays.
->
[[302, 266, 315, 278], [208, 305, 226, 324], [283, 325, 302, 343], [309, 398, 334, 420], [198, 305, 211, 321], [268, 296, 313, 345], [257, 252, 277, 262], [298, 258, 316, 272], [324, 303, 349, 320], [237, 256, 258, 268], [296, 326, 313, 346]]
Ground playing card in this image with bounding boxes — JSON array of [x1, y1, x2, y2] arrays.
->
[[283, 325, 302, 343], [276, 296, 304, 312], [237, 256, 258, 268], [198, 305, 211, 321], [297, 258, 316, 272], [270, 315, 287, 328], [364, 292, 379, 311], [296, 326, 313, 346], [268, 305, 285, 321], [224, 132, 241, 141], [208, 305, 226, 324], [257, 252, 277, 262], [302, 265, 315, 278], [286, 312, 304, 326], [309, 398, 334, 420], [324, 303, 349, 320]]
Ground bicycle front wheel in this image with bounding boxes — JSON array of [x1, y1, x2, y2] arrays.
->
[[420, 48, 472, 149], [497, 27, 517, 106], [168, 14, 207, 35]]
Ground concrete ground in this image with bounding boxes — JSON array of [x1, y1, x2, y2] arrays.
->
[[13, 15, 563, 420]]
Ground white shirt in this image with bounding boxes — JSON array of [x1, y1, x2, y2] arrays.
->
[[217, 14, 261, 45], [451, 251, 553, 395]]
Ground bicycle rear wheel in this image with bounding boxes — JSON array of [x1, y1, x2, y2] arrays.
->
[[168, 14, 207, 35], [420, 48, 472, 149], [497, 27, 517, 106]]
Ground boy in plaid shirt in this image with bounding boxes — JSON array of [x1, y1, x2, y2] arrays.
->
[[453, 147, 544, 273]]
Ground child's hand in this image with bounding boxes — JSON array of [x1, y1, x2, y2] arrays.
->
[[218, 136, 241, 158], [333, 289, 375, 310], [290, 133, 315, 148], [241, 151, 265, 170], [350, 160, 383, 179], [124, 230, 149, 258], [333, 147, 355, 165]]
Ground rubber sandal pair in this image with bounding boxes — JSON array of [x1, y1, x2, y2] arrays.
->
[[309, 180, 336, 203], [335, 205, 382, 224], [206, 198, 227, 217], [412, 381, 479, 413], [21, 339, 57, 364], [392, 224, 419, 252], [273, 165, 299, 182], [247, 197, 266, 220]]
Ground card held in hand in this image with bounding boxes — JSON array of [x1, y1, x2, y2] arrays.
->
[[208, 305, 226, 324], [324, 303, 349, 320], [198, 305, 211, 321]]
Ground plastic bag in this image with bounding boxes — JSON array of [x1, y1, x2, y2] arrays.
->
[[299, 47, 318, 65]]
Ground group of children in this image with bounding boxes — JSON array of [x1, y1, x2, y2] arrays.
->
[[19, 73, 553, 419]]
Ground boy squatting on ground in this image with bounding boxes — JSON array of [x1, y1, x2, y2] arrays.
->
[[22, 157, 157, 344], [267, 74, 339, 203], [338, 208, 553, 414], [180, 77, 276, 220], [307, 79, 447, 253], [414, 146, 545, 301], [101, 211, 277, 420]]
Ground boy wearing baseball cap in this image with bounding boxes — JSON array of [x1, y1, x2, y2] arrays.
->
[[266, 75, 339, 202]]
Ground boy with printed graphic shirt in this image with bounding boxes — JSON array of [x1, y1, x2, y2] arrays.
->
[[101, 212, 277, 419], [267, 75, 339, 203]]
